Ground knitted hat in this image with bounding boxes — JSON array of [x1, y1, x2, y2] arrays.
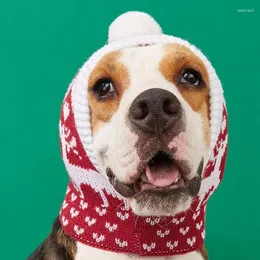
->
[[59, 11, 228, 256]]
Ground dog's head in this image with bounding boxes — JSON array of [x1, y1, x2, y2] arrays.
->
[[88, 42, 210, 216], [60, 12, 226, 219]]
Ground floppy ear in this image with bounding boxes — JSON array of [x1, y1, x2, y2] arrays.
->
[[27, 241, 48, 260], [27, 217, 75, 260], [198, 244, 208, 260]]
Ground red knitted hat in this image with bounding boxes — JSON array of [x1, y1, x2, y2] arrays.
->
[[59, 11, 228, 257]]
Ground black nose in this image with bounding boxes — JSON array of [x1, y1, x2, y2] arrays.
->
[[129, 88, 182, 135]]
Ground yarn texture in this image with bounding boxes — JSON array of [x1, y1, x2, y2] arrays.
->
[[59, 12, 228, 256]]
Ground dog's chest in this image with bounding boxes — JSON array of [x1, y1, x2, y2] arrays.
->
[[75, 242, 204, 260]]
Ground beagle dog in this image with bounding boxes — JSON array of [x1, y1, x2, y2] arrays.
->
[[28, 11, 227, 260]]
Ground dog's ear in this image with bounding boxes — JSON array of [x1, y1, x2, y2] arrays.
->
[[27, 217, 76, 260], [27, 241, 47, 260], [198, 244, 208, 260]]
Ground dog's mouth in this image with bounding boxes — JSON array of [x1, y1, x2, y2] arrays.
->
[[107, 150, 203, 198], [140, 151, 184, 191]]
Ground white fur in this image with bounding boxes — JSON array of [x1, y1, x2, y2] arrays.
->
[[128, 195, 192, 217], [92, 44, 208, 216], [119, 45, 206, 181], [108, 11, 162, 43], [75, 242, 204, 260]]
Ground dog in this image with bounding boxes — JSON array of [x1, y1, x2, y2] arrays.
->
[[28, 11, 227, 260]]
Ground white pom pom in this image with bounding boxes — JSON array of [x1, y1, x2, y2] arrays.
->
[[108, 11, 162, 43]]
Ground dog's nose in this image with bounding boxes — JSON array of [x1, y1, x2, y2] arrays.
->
[[129, 88, 182, 135]]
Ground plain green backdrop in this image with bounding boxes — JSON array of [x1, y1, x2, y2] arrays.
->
[[1, 0, 259, 259]]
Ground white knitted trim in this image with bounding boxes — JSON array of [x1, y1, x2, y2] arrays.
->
[[71, 34, 224, 171]]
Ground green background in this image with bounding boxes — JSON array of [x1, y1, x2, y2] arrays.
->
[[1, 0, 259, 259]]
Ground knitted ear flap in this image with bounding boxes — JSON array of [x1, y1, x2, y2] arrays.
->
[[59, 11, 228, 257]]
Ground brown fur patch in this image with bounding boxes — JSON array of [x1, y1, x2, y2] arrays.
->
[[88, 50, 130, 134], [198, 244, 208, 260], [159, 44, 210, 147], [27, 217, 76, 260], [56, 224, 76, 258]]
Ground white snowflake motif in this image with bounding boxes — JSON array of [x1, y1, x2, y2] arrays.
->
[[196, 221, 203, 230], [66, 136, 77, 153], [179, 227, 190, 235], [74, 225, 84, 235], [71, 193, 77, 202], [143, 243, 156, 252], [62, 200, 68, 209], [105, 222, 118, 232], [80, 200, 88, 209], [187, 237, 196, 247], [95, 207, 106, 216], [70, 207, 79, 218], [61, 216, 68, 226], [192, 211, 200, 220], [166, 241, 179, 250], [145, 217, 160, 226], [63, 102, 70, 121], [156, 229, 170, 238], [92, 233, 105, 243], [115, 238, 128, 248], [85, 216, 96, 226], [60, 123, 81, 160], [116, 212, 129, 221], [172, 216, 185, 225]]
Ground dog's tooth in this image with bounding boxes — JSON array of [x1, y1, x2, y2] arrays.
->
[[174, 177, 179, 183], [141, 173, 148, 182]]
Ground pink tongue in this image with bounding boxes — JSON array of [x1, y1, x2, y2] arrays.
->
[[145, 163, 179, 187]]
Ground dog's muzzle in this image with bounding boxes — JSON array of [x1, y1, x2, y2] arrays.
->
[[107, 159, 204, 198], [106, 89, 203, 198]]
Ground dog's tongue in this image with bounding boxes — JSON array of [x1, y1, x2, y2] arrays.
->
[[145, 163, 179, 187]]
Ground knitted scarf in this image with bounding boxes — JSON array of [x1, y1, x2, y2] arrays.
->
[[59, 11, 228, 257]]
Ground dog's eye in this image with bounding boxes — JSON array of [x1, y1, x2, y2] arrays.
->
[[180, 69, 202, 86], [92, 78, 115, 99]]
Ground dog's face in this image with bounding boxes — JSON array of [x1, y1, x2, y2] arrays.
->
[[87, 43, 210, 216]]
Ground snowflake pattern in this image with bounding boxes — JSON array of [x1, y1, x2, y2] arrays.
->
[[59, 87, 228, 256]]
